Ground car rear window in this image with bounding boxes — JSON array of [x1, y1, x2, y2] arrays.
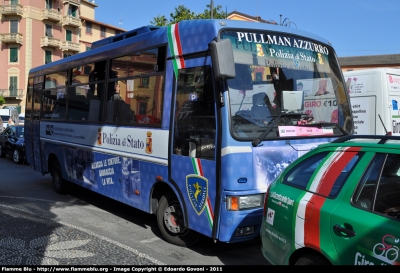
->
[[284, 150, 363, 198]]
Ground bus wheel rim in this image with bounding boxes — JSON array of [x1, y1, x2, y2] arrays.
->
[[164, 203, 184, 234]]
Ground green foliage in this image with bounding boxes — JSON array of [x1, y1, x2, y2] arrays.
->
[[150, 4, 227, 26], [196, 4, 227, 19], [0, 96, 5, 106]]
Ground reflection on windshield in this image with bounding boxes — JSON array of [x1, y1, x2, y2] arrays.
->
[[221, 30, 352, 140]]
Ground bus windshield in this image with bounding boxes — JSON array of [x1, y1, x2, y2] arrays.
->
[[221, 30, 352, 140]]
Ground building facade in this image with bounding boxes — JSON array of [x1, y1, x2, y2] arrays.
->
[[0, 0, 125, 113], [338, 55, 400, 72]]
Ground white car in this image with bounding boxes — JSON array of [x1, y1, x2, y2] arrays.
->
[[0, 115, 9, 130]]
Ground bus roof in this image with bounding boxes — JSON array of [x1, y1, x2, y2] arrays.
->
[[29, 19, 331, 75]]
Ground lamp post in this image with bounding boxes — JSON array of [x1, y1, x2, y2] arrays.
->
[[210, 0, 214, 19]]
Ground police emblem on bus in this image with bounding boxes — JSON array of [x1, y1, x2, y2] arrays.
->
[[186, 175, 208, 215], [145, 131, 152, 154]]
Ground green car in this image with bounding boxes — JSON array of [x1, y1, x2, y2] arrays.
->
[[261, 135, 400, 265]]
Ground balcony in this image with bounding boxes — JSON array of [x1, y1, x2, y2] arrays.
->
[[62, 15, 81, 28], [0, 4, 23, 17], [0, 33, 23, 45], [60, 40, 80, 52], [41, 36, 60, 48], [41, 9, 62, 22], [0, 89, 24, 99], [63, 0, 81, 5]]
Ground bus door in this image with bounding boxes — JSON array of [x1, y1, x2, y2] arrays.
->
[[170, 64, 219, 239], [31, 83, 43, 173]]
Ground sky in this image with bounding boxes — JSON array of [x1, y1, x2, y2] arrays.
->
[[93, 0, 400, 57]]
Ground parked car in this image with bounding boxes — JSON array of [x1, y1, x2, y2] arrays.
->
[[16, 114, 24, 126], [0, 125, 25, 164], [261, 135, 400, 265]]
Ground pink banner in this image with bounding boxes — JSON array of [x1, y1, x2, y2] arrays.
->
[[278, 126, 333, 137]]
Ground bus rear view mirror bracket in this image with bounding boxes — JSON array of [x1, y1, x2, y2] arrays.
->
[[210, 38, 236, 80]]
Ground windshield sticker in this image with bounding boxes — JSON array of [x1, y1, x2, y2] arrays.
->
[[278, 126, 334, 137], [237, 32, 328, 54], [224, 32, 330, 73]]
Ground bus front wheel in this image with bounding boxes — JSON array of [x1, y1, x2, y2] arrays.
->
[[52, 159, 68, 194], [157, 192, 200, 247]]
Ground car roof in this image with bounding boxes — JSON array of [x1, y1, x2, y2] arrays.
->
[[317, 135, 400, 150]]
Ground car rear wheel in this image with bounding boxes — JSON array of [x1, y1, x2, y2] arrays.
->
[[294, 253, 331, 265], [156, 191, 200, 247], [52, 159, 69, 194], [13, 149, 22, 164], [0, 145, 5, 158]]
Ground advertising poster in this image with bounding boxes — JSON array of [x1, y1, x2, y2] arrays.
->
[[296, 78, 334, 97], [253, 142, 324, 188], [63, 147, 142, 205], [350, 96, 377, 135], [390, 96, 400, 135], [387, 74, 400, 91], [345, 75, 372, 94]]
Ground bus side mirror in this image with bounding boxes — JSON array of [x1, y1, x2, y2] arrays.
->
[[210, 39, 236, 80]]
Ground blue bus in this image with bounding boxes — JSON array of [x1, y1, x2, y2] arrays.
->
[[24, 19, 354, 247]]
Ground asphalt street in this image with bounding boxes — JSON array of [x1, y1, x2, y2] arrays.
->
[[0, 156, 269, 266]]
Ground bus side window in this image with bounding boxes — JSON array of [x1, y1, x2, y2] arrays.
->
[[174, 66, 215, 160], [67, 84, 91, 121]]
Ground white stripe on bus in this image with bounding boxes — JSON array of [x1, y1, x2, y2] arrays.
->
[[221, 146, 252, 156], [40, 138, 168, 165]]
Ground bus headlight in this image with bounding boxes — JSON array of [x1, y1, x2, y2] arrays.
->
[[226, 194, 264, 211]]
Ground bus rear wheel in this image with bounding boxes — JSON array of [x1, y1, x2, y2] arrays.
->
[[157, 192, 200, 247], [52, 159, 68, 194]]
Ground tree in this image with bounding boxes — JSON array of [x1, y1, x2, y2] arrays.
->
[[0, 96, 5, 107], [150, 4, 227, 26], [150, 15, 168, 27], [196, 4, 227, 19]]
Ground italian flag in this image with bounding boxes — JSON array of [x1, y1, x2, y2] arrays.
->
[[294, 147, 362, 250], [167, 23, 185, 78], [191, 158, 214, 230]]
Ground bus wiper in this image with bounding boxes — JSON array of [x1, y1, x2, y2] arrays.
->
[[251, 113, 302, 147]]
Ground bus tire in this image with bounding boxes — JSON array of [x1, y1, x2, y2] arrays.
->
[[157, 192, 200, 247], [294, 253, 331, 265], [52, 159, 68, 194]]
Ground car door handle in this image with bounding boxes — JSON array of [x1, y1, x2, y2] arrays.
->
[[333, 224, 356, 237]]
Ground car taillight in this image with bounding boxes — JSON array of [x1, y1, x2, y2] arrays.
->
[[263, 186, 271, 217]]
